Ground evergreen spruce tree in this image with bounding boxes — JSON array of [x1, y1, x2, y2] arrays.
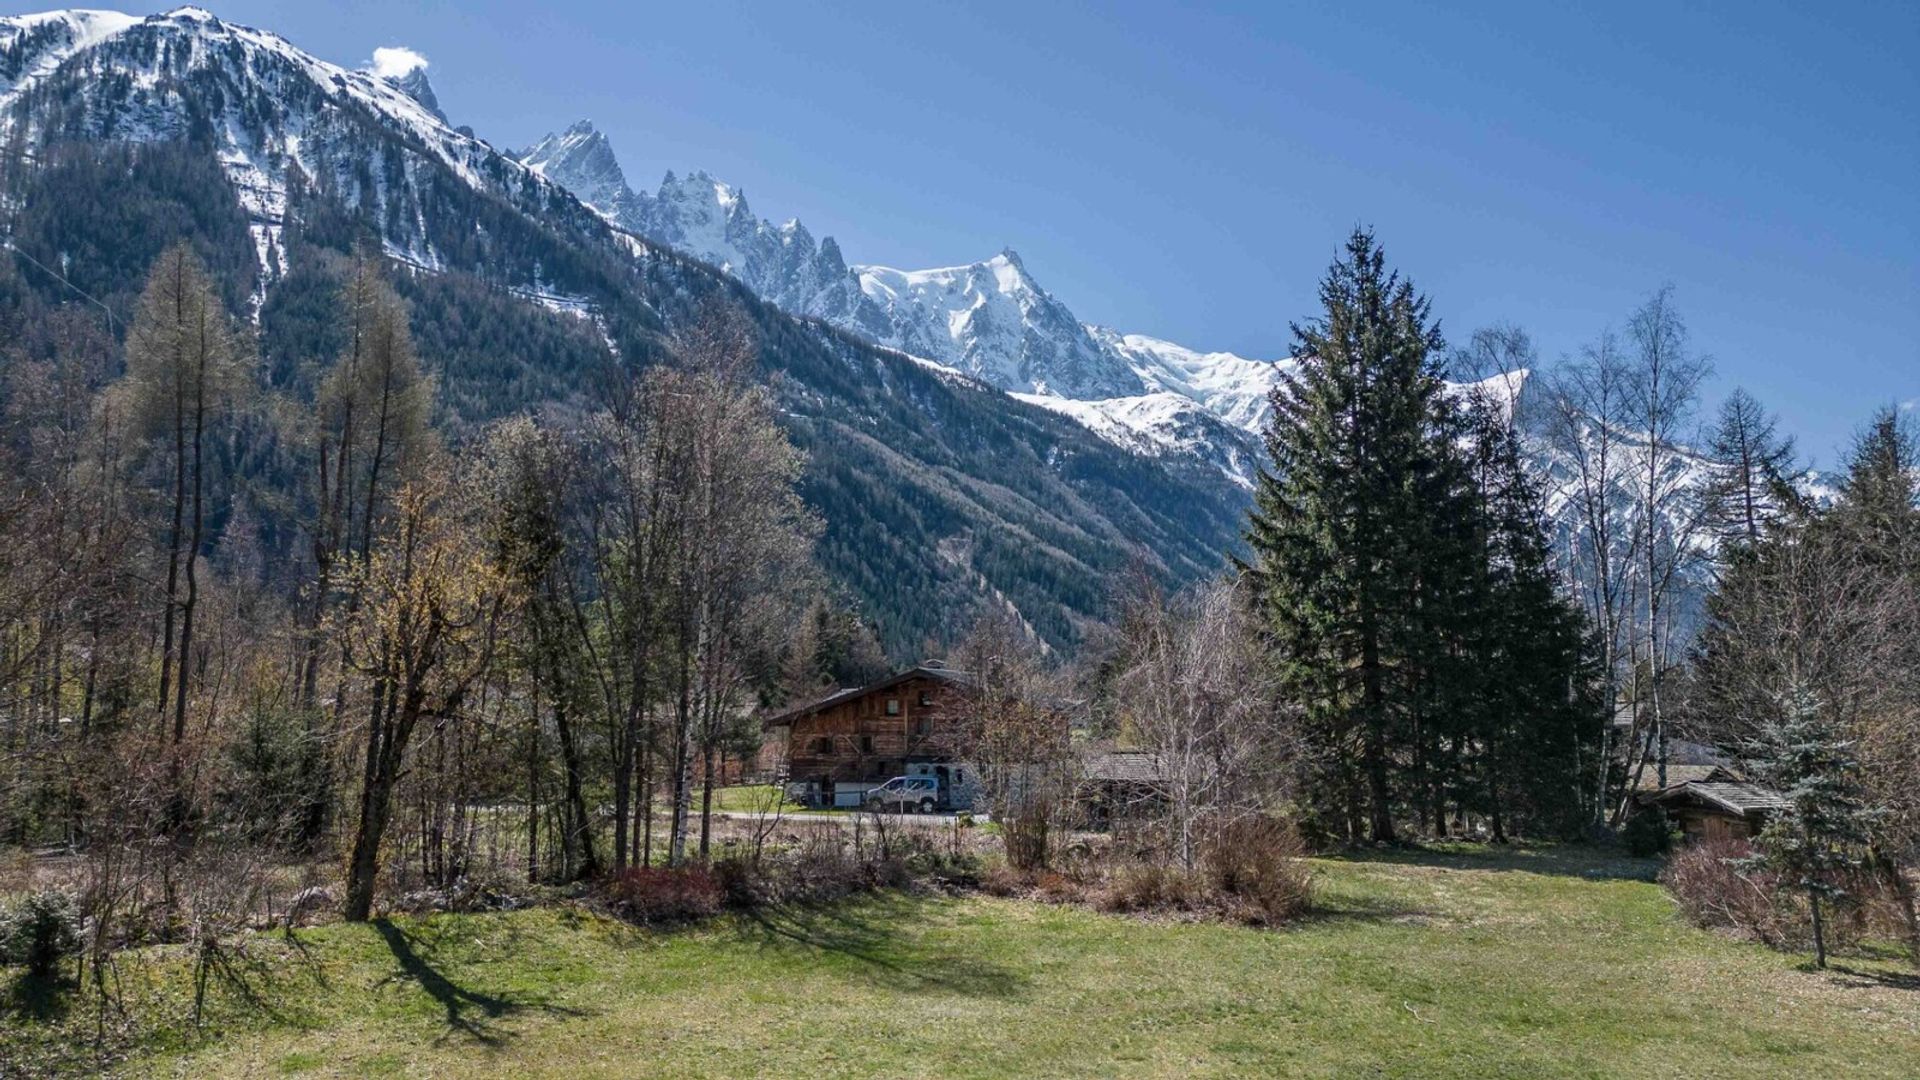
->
[[1745, 683, 1881, 968], [1834, 406, 1920, 553], [1463, 397, 1604, 837], [1245, 228, 1449, 844]]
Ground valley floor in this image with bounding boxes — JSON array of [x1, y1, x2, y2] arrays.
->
[[14, 846, 1919, 1078]]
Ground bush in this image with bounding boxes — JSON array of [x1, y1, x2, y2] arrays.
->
[[1660, 837, 1792, 944], [978, 863, 1026, 898], [0, 889, 82, 979], [1622, 807, 1679, 857], [1662, 836, 1900, 954], [1002, 810, 1051, 871], [1200, 817, 1312, 924], [1097, 862, 1201, 914], [604, 866, 724, 926]]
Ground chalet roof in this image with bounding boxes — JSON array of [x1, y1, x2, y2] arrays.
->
[[1083, 747, 1162, 784], [1687, 782, 1789, 817], [761, 665, 977, 729], [1639, 775, 1788, 819]]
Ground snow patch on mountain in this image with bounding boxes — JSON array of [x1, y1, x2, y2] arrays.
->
[[0, 7, 579, 299], [0, 9, 140, 100], [1012, 391, 1263, 488]]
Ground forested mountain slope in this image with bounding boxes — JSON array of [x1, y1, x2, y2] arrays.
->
[[0, 7, 1248, 656]]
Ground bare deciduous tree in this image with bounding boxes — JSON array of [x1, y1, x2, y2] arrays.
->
[[1110, 575, 1297, 870]]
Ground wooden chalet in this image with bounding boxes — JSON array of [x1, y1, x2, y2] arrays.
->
[[1634, 765, 1787, 844], [762, 664, 978, 806]]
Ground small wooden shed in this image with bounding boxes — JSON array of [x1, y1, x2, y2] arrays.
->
[[1635, 766, 1787, 844]]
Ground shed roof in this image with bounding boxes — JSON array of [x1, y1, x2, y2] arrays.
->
[[1640, 777, 1788, 819], [1083, 748, 1163, 784], [1687, 782, 1789, 816]]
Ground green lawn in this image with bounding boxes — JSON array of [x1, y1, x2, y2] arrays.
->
[[11, 846, 1919, 1078], [702, 784, 808, 814]]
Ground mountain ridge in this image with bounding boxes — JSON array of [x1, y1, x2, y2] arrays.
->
[[0, 5, 1253, 656], [513, 119, 1285, 482]]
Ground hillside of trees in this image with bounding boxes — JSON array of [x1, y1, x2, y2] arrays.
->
[[1, 135, 1249, 660]]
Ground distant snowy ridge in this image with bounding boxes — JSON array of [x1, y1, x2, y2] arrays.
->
[[0, 6, 573, 298], [514, 119, 1292, 480]]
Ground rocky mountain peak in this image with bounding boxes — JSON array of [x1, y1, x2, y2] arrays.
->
[[386, 67, 445, 124], [519, 119, 632, 216]]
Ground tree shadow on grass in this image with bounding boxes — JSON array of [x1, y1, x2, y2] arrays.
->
[[372, 919, 584, 1047], [1325, 843, 1659, 883], [737, 896, 1029, 1001], [1296, 892, 1437, 929], [2, 972, 75, 1025], [1820, 964, 1920, 993]]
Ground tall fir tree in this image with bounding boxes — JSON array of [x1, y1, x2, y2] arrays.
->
[[1834, 406, 1920, 553], [1245, 228, 1451, 844], [1459, 396, 1604, 837]]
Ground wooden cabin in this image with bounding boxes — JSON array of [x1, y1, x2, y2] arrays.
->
[[762, 664, 977, 806], [1634, 766, 1787, 844]]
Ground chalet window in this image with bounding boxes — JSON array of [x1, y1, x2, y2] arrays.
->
[[859, 735, 874, 754], [812, 736, 832, 754], [918, 691, 933, 707], [885, 698, 901, 716], [913, 716, 931, 736]]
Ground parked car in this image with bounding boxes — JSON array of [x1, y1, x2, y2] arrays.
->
[[864, 775, 942, 813]]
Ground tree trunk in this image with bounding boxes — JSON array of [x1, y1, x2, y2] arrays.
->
[[1809, 888, 1827, 969], [698, 742, 717, 860], [554, 698, 596, 878]]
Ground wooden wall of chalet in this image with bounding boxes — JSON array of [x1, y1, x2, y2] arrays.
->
[[783, 675, 964, 785]]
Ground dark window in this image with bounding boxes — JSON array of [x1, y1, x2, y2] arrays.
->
[[913, 717, 931, 736], [918, 691, 933, 707], [812, 736, 832, 754], [859, 735, 874, 754], [885, 698, 901, 716]]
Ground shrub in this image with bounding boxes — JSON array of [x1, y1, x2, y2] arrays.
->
[[1096, 862, 1200, 914], [711, 855, 770, 910], [1200, 817, 1312, 924], [1660, 837, 1792, 944], [1002, 810, 1051, 871], [978, 863, 1026, 897], [1622, 807, 1679, 857], [604, 866, 724, 926], [0, 888, 83, 979], [1663, 836, 1900, 954]]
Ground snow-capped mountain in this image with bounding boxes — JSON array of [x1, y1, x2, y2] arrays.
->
[[0, 7, 1256, 655], [516, 121, 1288, 482], [518, 121, 638, 223], [0, 6, 584, 293]]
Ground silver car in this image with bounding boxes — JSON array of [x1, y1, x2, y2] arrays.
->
[[864, 775, 941, 813]]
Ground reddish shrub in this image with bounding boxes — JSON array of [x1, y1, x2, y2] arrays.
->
[[1661, 837, 1790, 943], [1200, 817, 1312, 924], [1660, 837, 1885, 951], [604, 866, 724, 926], [1096, 862, 1200, 914]]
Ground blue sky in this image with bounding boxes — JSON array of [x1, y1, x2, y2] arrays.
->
[[16, 1, 1917, 462]]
